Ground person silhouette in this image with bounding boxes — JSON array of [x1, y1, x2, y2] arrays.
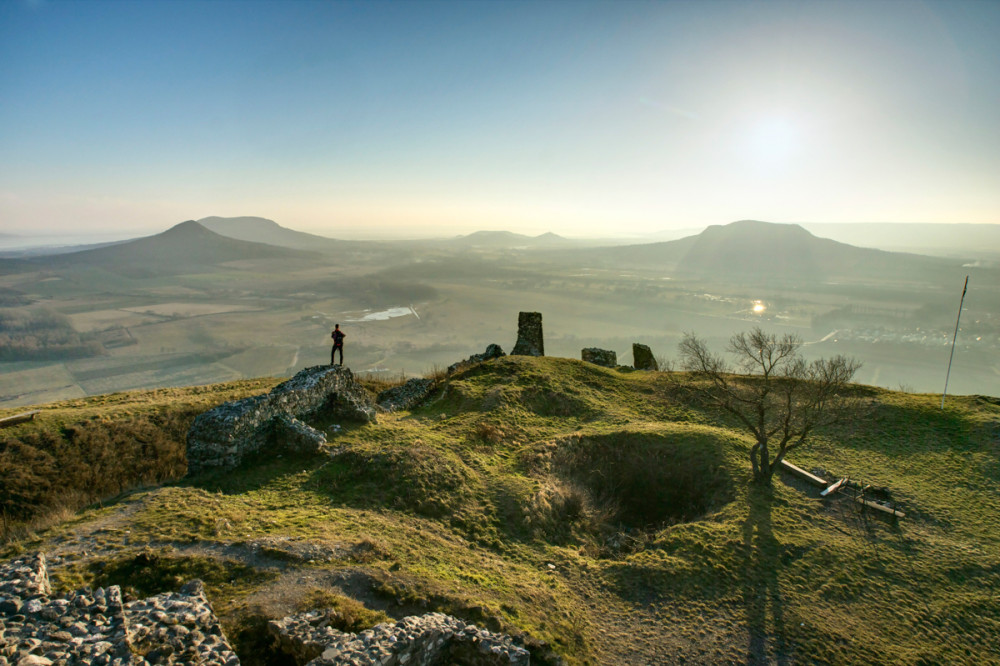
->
[[331, 324, 345, 365]]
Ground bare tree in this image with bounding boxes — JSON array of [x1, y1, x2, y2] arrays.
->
[[678, 327, 861, 486]]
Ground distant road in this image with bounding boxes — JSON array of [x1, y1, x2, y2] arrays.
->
[[817, 329, 839, 343]]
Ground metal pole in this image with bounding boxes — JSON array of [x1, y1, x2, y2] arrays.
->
[[941, 275, 969, 409]]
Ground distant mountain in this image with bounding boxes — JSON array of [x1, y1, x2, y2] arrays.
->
[[588, 220, 966, 285], [800, 222, 1000, 260], [450, 230, 571, 248], [34, 220, 316, 277], [198, 216, 347, 252]]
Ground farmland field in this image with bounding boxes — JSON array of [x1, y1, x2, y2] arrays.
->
[[1, 240, 998, 406]]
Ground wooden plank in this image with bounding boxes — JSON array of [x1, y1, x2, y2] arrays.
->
[[855, 497, 905, 518], [0, 410, 41, 428], [821, 477, 848, 497], [779, 459, 828, 487]]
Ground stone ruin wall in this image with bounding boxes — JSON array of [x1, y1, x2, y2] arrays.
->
[[0, 554, 530, 666], [511, 312, 544, 357], [270, 609, 529, 666], [580, 348, 617, 368], [186, 365, 378, 474]]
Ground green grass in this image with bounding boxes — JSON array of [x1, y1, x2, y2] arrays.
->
[[4, 356, 999, 664]]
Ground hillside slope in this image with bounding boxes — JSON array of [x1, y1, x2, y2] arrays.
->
[[1, 357, 998, 665], [32, 220, 317, 277], [587, 220, 966, 286]]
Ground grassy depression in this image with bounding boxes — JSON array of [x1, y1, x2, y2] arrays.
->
[[2, 356, 998, 664]]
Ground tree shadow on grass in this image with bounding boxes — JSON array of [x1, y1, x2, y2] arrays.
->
[[742, 487, 789, 665]]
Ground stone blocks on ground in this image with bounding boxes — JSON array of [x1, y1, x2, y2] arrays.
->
[[269, 611, 530, 666], [632, 343, 658, 371], [581, 348, 617, 368], [2, 554, 533, 665], [1, 555, 241, 666], [186, 365, 376, 473], [511, 312, 544, 356], [124, 580, 239, 665]]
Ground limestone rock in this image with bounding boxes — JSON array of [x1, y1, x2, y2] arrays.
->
[[632, 343, 658, 371], [511, 312, 543, 357], [581, 348, 617, 368], [186, 365, 376, 473]]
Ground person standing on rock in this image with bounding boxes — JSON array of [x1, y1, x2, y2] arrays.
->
[[331, 324, 346, 366]]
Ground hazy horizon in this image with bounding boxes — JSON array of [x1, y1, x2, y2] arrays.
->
[[2, 0, 999, 238]]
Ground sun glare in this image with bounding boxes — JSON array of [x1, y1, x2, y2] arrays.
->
[[753, 300, 766, 313], [745, 116, 799, 166]]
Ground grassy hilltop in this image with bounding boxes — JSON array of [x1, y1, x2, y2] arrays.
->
[[1, 356, 999, 664]]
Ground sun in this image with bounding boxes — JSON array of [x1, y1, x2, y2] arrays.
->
[[745, 116, 800, 166]]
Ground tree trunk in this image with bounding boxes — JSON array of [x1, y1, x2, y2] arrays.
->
[[752, 441, 773, 485]]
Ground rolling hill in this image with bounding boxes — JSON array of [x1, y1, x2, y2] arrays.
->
[[449, 230, 572, 248], [2, 356, 998, 664], [32, 220, 318, 277]]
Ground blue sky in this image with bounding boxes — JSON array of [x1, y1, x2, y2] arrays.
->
[[2, 0, 998, 237]]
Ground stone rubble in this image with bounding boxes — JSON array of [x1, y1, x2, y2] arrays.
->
[[511, 313, 544, 357], [3, 555, 532, 666], [0, 554, 239, 666], [631, 343, 658, 371], [446, 343, 506, 375], [269, 610, 530, 666], [581, 348, 617, 368], [376, 378, 435, 412], [186, 364, 377, 473], [124, 580, 239, 666]]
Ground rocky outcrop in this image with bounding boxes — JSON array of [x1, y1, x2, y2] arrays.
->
[[511, 313, 543, 357], [581, 348, 617, 368], [377, 378, 435, 412], [269, 611, 530, 665], [186, 365, 376, 473], [0, 554, 238, 666], [632, 343, 658, 371], [447, 344, 506, 374]]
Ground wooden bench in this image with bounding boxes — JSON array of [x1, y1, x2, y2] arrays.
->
[[821, 478, 849, 497], [856, 497, 905, 519], [0, 410, 41, 428], [779, 459, 828, 487]]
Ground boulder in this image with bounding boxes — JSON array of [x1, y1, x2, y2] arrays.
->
[[582, 348, 617, 368], [511, 312, 544, 356], [632, 343, 658, 371]]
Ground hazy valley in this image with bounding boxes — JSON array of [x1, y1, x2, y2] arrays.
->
[[1, 217, 998, 408]]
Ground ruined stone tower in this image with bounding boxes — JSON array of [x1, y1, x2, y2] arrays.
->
[[511, 311, 544, 356]]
